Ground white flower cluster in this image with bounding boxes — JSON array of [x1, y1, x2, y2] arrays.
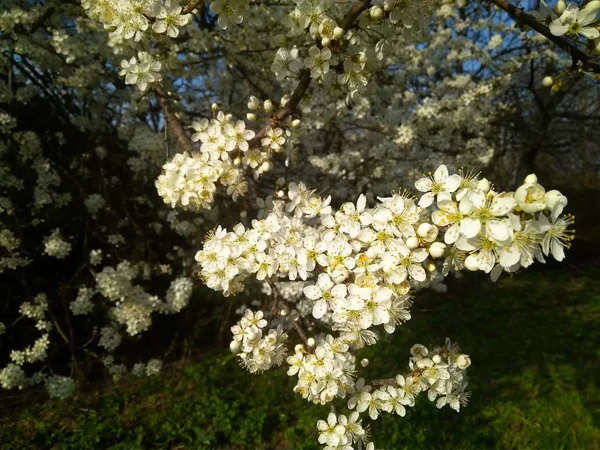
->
[[132, 359, 163, 377], [156, 111, 256, 209], [10, 294, 52, 366], [119, 51, 163, 92], [316, 412, 371, 450], [82, 0, 192, 42], [43, 229, 71, 259], [99, 326, 122, 351], [45, 375, 76, 400], [70, 287, 95, 316], [92, 261, 192, 336], [230, 310, 288, 373], [417, 167, 572, 279], [84, 193, 106, 215], [287, 335, 355, 405], [315, 340, 470, 450], [94, 262, 193, 336], [0, 364, 27, 390]]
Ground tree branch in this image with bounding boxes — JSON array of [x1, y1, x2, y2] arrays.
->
[[154, 86, 197, 154], [249, 0, 373, 146], [485, 0, 600, 73]]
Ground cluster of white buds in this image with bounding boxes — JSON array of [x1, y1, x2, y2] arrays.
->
[[230, 309, 288, 373], [155, 111, 257, 209], [81, 0, 192, 42]]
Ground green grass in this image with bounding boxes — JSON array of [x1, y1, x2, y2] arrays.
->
[[1, 267, 599, 449]]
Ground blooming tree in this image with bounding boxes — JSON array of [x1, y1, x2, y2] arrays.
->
[[0, 0, 592, 447]]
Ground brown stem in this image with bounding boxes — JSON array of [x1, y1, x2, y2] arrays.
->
[[485, 0, 600, 73], [154, 86, 197, 154]]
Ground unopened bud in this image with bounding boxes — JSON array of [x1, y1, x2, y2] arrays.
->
[[248, 96, 261, 110], [273, 34, 286, 46], [240, 210, 247, 218], [321, 37, 331, 47], [369, 5, 383, 19], [264, 99, 274, 113], [360, 358, 369, 367], [280, 95, 290, 107], [333, 26, 344, 39], [290, 119, 301, 128], [229, 340, 240, 352], [551, 83, 562, 93], [417, 223, 439, 242], [246, 113, 257, 121], [406, 236, 419, 249], [429, 242, 446, 258], [276, 177, 286, 186], [477, 178, 491, 192], [524, 173, 538, 184], [542, 76, 554, 88], [280, 308, 288, 316], [464, 255, 480, 271], [211, 103, 218, 111], [554, 0, 566, 14], [307, 337, 315, 347]]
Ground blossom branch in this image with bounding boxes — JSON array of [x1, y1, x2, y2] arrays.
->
[[485, 0, 600, 73], [249, 0, 373, 145]]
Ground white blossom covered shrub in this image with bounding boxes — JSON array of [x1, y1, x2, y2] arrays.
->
[[0, 0, 594, 447]]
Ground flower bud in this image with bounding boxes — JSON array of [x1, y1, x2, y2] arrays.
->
[[280, 308, 288, 316], [211, 103, 218, 111], [464, 254, 480, 271], [240, 210, 247, 218], [542, 76, 554, 88], [477, 178, 491, 192], [290, 119, 301, 128], [369, 6, 384, 19], [429, 242, 446, 258], [360, 358, 369, 367], [321, 37, 331, 47], [457, 0, 467, 7], [333, 26, 345, 39], [247, 96, 260, 110], [554, 0, 566, 14], [524, 173, 538, 184], [261, 161, 272, 172], [280, 95, 290, 107], [273, 34, 286, 46], [307, 337, 315, 347], [418, 223, 439, 242], [456, 354, 471, 369], [233, 157, 242, 165], [276, 177, 286, 186], [551, 83, 562, 93], [264, 99, 274, 113], [406, 236, 419, 249], [230, 340, 240, 352]]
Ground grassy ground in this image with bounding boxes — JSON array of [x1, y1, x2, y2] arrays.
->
[[1, 265, 599, 449]]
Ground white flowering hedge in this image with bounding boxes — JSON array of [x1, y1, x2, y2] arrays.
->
[[0, 0, 593, 447]]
